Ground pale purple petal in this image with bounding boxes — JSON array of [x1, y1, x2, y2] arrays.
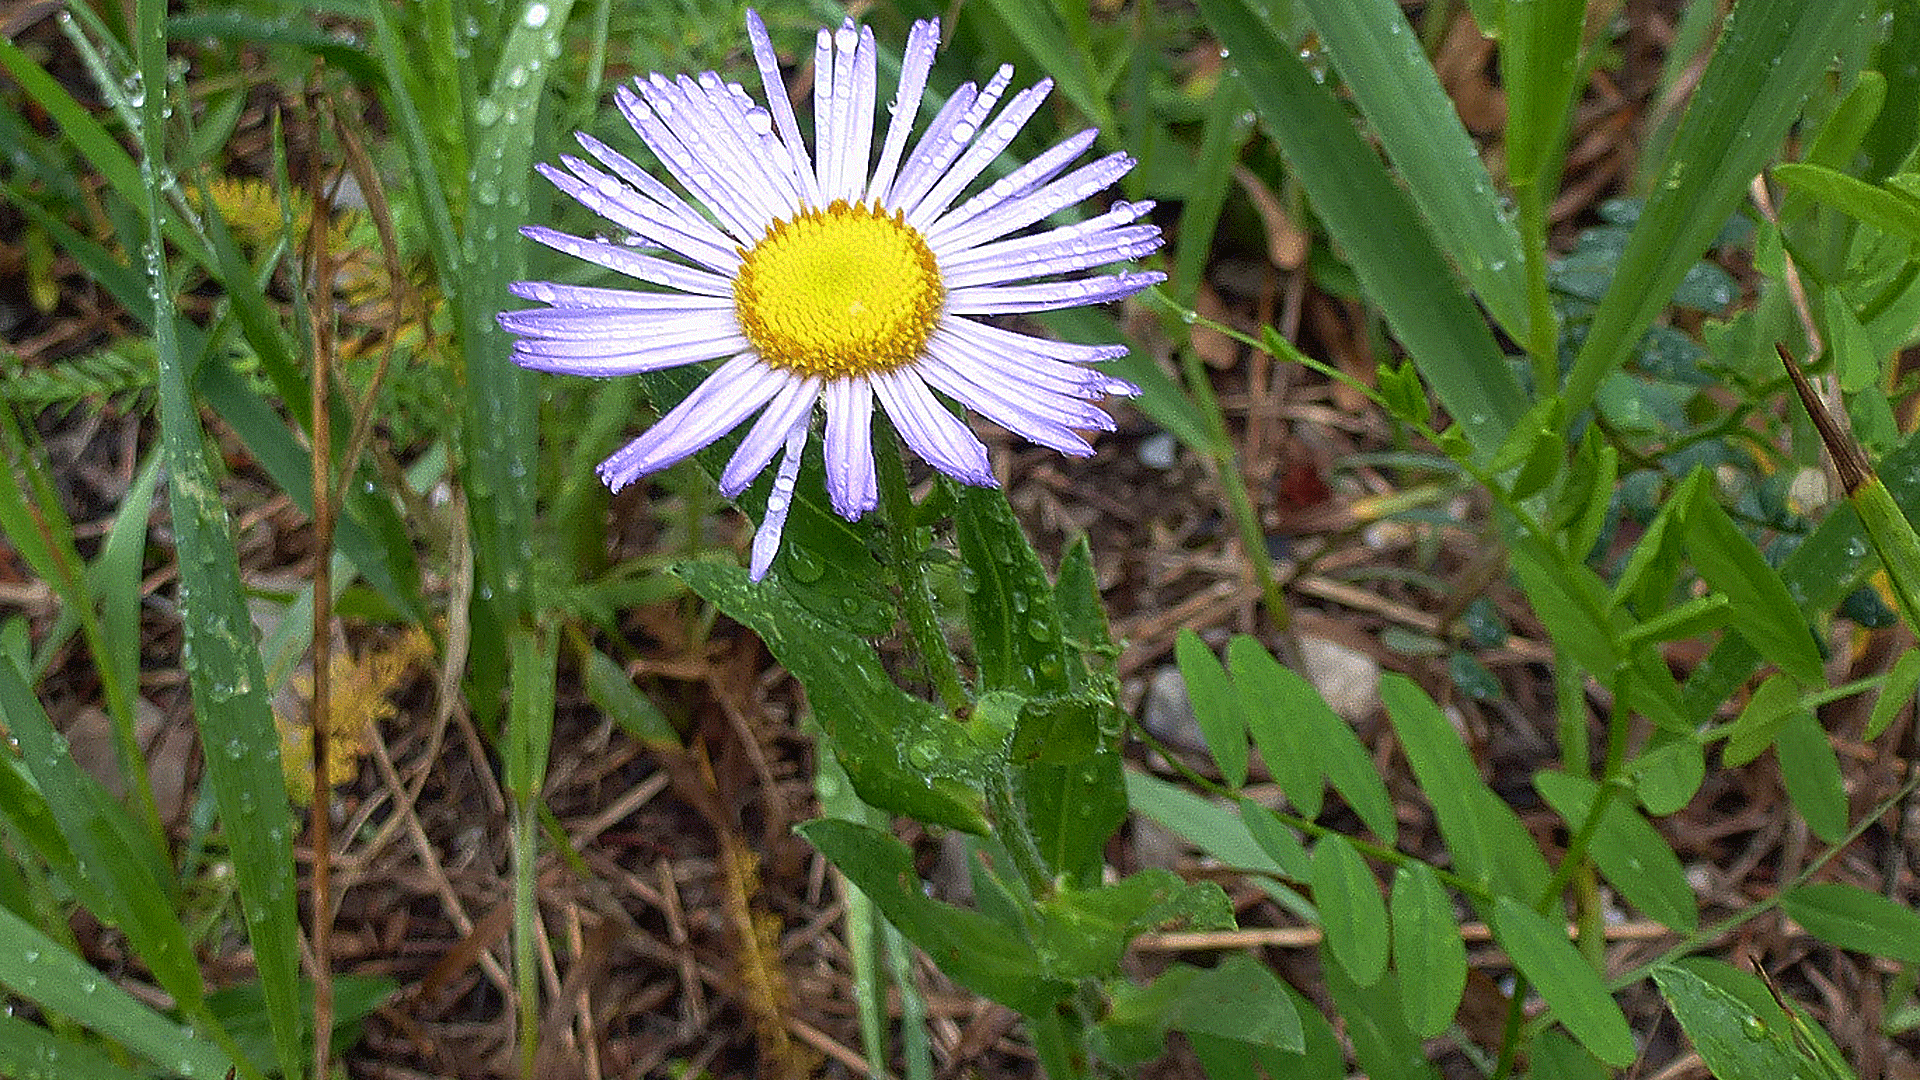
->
[[811, 25, 840, 197], [823, 378, 877, 518], [747, 8, 821, 207], [933, 320, 1139, 399], [541, 159, 739, 269], [940, 201, 1157, 279], [912, 352, 1104, 457], [508, 280, 733, 311], [947, 271, 1166, 314], [596, 354, 788, 489], [520, 226, 734, 295], [750, 420, 812, 581], [870, 368, 995, 487], [511, 327, 749, 376], [925, 129, 1097, 249], [942, 315, 1133, 367], [614, 83, 761, 242], [941, 224, 1162, 289], [498, 305, 736, 340], [928, 151, 1137, 254], [865, 19, 939, 205], [904, 79, 1052, 229], [720, 374, 822, 495], [573, 131, 725, 243], [890, 65, 1012, 214]]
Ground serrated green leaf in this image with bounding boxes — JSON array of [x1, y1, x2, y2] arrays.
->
[[1312, 835, 1388, 986], [1490, 897, 1635, 1066], [1783, 882, 1920, 963], [799, 819, 1068, 1012], [1534, 771, 1697, 931], [1390, 863, 1466, 1037], [1177, 630, 1248, 789]]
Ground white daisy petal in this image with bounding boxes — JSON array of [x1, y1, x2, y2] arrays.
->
[[596, 353, 788, 489], [512, 327, 748, 376], [542, 159, 739, 269], [749, 419, 812, 581], [948, 271, 1168, 315], [721, 374, 822, 495], [823, 378, 878, 518], [929, 150, 1138, 253], [892, 64, 1013, 215], [926, 128, 1099, 249], [573, 131, 729, 246], [747, 9, 821, 207], [905, 79, 1052, 230], [865, 19, 940, 205], [871, 368, 995, 487], [519, 226, 734, 295]]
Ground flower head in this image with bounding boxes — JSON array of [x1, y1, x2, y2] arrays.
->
[[501, 11, 1163, 580]]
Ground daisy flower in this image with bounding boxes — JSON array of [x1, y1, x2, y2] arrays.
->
[[500, 10, 1163, 580]]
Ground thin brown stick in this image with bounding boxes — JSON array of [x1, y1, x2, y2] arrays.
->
[[302, 82, 338, 1080]]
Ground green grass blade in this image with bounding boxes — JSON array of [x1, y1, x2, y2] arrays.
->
[[1300, 0, 1531, 340], [0, 904, 233, 1079], [457, 0, 578, 621], [0, 662, 204, 1010], [1170, 73, 1252, 302], [0, 1013, 152, 1080], [1200, 0, 1525, 454], [1560, 0, 1873, 418], [135, 0, 303, 1070], [506, 625, 558, 1075]]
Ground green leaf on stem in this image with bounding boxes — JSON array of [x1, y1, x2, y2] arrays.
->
[[1381, 676, 1550, 899], [1311, 835, 1388, 987], [677, 561, 991, 832], [1176, 629, 1248, 789], [1534, 772, 1697, 931], [1390, 863, 1467, 1038], [1683, 481, 1826, 687], [798, 819, 1068, 1013], [1782, 882, 1920, 964], [1775, 711, 1849, 844], [1489, 897, 1635, 1066], [1033, 869, 1233, 980], [955, 485, 1074, 695]]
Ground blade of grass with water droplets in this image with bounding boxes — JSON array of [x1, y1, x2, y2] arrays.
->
[[1200, 0, 1525, 454], [135, 0, 303, 1070], [1560, 0, 1873, 418]]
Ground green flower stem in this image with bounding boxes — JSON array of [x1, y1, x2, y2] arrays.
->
[[988, 768, 1056, 898], [1176, 342, 1296, 642], [875, 426, 970, 716]]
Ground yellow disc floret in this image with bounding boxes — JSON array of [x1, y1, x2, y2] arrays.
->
[[733, 199, 944, 378]]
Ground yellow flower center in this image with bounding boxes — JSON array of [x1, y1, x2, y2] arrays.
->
[[733, 199, 944, 378]]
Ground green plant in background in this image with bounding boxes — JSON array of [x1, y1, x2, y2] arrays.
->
[[2, 0, 1920, 1078]]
